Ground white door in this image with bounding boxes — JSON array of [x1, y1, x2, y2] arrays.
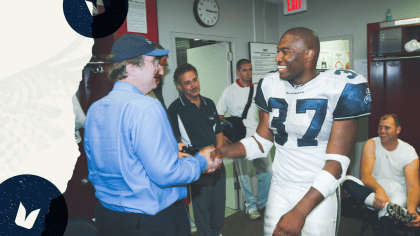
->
[[187, 42, 238, 210], [187, 42, 231, 105]]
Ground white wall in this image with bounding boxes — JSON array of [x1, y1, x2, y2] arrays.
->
[[276, 0, 420, 177], [156, 0, 279, 106]]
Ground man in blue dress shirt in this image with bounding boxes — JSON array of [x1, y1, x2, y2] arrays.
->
[[84, 34, 220, 236]]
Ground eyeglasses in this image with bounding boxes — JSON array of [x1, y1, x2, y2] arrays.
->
[[144, 58, 161, 70]]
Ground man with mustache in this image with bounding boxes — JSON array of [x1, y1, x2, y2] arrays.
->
[[168, 63, 226, 236], [212, 27, 371, 236]]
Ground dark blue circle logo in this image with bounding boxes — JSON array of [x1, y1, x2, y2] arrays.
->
[[0, 175, 68, 236], [63, 0, 129, 38]]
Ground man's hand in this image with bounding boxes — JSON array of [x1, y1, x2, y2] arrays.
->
[[223, 135, 232, 146], [373, 188, 391, 210], [177, 143, 191, 159], [206, 147, 224, 173], [199, 145, 222, 173], [210, 147, 223, 161], [272, 208, 306, 236], [407, 211, 420, 227]]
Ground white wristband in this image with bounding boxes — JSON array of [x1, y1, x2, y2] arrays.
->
[[324, 153, 350, 179], [253, 133, 273, 156], [240, 136, 261, 160], [312, 154, 350, 198], [240, 133, 273, 160], [312, 170, 339, 198]]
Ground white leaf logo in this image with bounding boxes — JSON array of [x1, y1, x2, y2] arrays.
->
[[85, 0, 96, 16], [15, 202, 40, 229]]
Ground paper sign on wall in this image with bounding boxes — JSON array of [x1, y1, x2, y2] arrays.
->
[[249, 43, 278, 83], [127, 0, 148, 33]]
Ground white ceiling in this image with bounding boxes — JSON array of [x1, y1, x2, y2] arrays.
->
[[263, 0, 283, 5]]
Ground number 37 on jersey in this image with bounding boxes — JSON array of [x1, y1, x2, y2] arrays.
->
[[255, 69, 371, 148]]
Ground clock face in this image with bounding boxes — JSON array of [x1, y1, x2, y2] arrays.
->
[[193, 0, 219, 27]]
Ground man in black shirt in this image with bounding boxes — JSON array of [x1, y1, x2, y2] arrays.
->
[[168, 64, 226, 236]]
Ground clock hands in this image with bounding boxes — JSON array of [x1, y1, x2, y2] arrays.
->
[[194, 0, 218, 27]]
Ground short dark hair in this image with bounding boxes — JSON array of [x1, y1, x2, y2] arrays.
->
[[380, 114, 401, 127], [283, 27, 320, 67], [236, 59, 251, 71], [173, 64, 198, 85]]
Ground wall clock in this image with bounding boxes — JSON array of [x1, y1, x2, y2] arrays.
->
[[193, 0, 219, 27]]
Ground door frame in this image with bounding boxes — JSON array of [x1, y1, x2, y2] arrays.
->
[[170, 32, 236, 82], [170, 32, 241, 210]]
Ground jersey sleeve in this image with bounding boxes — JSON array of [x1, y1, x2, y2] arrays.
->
[[333, 81, 372, 120], [255, 78, 269, 113]]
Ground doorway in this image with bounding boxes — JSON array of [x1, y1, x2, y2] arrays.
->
[[170, 32, 240, 211], [318, 35, 353, 71]]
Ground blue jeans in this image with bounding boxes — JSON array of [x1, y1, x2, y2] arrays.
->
[[234, 157, 271, 212]]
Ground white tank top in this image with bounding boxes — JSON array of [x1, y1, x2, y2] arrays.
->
[[371, 137, 418, 194]]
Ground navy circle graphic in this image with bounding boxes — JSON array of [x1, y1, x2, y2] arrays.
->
[[63, 0, 129, 38], [0, 174, 68, 236]]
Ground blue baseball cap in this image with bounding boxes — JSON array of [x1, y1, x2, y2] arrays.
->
[[109, 34, 169, 64]]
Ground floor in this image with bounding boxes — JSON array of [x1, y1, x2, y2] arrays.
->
[[189, 205, 418, 236], [189, 204, 237, 235]]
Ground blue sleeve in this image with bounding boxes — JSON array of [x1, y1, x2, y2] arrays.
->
[[333, 82, 371, 120], [132, 104, 207, 187], [255, 78, 269, 112]]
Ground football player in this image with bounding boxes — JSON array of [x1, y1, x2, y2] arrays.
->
[[212, 27, 371, 236]]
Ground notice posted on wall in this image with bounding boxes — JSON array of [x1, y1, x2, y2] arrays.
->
[[127, 0, 147, 33], [249, 43, 278, 83]]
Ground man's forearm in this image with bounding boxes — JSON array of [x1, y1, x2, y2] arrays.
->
[[361, 174, 386, 193], [218, 141, 247, 159], [215, 132, 224, 149], [407, 186, 420, 213], [293, 187, 325, 218]]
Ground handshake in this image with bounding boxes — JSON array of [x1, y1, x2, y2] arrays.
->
[[178, 143, 223, 174]]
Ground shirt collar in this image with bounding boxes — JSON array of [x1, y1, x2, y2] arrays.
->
[[236, 79, 253, 88], [180, 94, 207, 107], [113, 81, 143, 95]]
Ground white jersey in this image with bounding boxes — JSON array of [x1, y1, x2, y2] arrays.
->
[[255, 69, 371, 183], [216, 82, 259, 137]]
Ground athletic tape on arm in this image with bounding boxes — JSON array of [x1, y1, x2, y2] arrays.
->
[[240, 133, 273, 160], [311, 154, 350, 198]]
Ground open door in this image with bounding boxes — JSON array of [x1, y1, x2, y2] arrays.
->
[[187, 42, 231, 105], [187, 42, 238, 210]]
